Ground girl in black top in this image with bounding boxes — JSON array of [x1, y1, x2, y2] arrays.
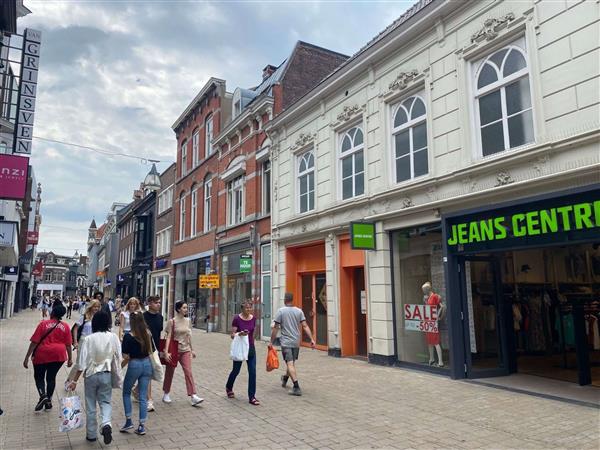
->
[[120, 312, 153, 436]]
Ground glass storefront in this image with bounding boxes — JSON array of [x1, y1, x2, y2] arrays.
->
[[221, 251, 252, 333], [391, 225, 451, 370], [174, 258, 211, 328]]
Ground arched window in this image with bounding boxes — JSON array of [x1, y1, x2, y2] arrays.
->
[[178, 191, 187, 241], [474, 39, 533, 156], [190, 183, 198, 237], [392, 94, 428, 183], [297, 150, 315, 213], [339, 126, 364, 200], [205, 114, 214, 157], [203, 174, 212, 232]]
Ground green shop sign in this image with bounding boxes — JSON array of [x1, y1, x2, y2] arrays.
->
[[239, 255, 252, 273], [445, 188, 600, 252], [350, 222, 376, 250]]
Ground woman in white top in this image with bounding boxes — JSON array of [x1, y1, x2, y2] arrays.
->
[[118, 297, 142, 341], [68, 310, 122, 445], [67, 299, 101, 382]]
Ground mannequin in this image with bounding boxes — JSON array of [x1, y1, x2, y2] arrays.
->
[[422, 282, 445, 367]]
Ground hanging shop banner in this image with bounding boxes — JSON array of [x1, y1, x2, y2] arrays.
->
[[239, 255, 252, 273], [404, 304, 439, 333], [0, 221, 17, 247], [350, 222, 376, 250], [13, 28, 42, 155], [198, 273, 219, 289], [27, 230, 39, 245], [445, 187, 600, 254], [0, 154, 29, 200], [32, 260, 43, 276]]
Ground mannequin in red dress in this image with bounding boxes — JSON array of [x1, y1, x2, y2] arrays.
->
[[422, 282, 445, 367]]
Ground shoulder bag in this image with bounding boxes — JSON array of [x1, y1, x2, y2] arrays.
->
[[159, 319, 179, 368], [149, 337, 165, 383]]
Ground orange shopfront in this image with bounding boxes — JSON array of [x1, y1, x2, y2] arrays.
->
[[286, 242, 328, 350]]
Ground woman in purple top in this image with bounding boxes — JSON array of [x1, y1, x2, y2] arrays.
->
[[226, 300, 259, 405]]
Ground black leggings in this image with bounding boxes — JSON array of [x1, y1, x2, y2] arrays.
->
[[33, 361, 64, 399]]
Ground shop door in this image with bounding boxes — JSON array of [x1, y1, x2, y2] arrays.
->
[[354, 267, 368, 356], [301, 272, 328, 348], [226, 275, 252, 329], [261, 274, 272, 337], [460, 257, 512, 378]]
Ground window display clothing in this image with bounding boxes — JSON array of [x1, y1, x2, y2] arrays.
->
[[425, 293, 441, 345]]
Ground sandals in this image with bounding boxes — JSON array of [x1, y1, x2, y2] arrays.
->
[[249, 398, 260, 406], [226, 389, 235, 399]]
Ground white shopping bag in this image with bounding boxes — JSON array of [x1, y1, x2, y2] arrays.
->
[[230, 334, 249, 361], [58, 393, 84, 433]]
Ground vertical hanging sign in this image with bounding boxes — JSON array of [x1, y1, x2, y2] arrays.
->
[[13, 28, 42, 155]]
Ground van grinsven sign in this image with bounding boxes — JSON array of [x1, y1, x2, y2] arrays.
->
[[13, 28, 42, 156]]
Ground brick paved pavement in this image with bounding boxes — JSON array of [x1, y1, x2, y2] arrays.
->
[[1, 310, 599, 450]]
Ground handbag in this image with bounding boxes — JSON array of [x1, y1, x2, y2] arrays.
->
[[149, 339, 164, 383], [159, 319, 179, 368], [58, 391, 83, 432], [230, 334, 249, 361]]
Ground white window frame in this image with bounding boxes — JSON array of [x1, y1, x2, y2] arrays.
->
[[179, 193, 187, 241], [338, 126, 365, 200], [203, 177, 212, 232], [192, 129, 200, 168], [190, 186, 198, 237], [227, 175, 245, 226], [472, 37, 534, 158], [391, 93, 429, 183], [205, 115, 213, 157], [156, 226, 172, 257], [181, 139, 188, 176], [262, 160, 271, 215], [297, 150, 315, 214]]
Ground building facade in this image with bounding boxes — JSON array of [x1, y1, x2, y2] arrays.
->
[[268, 0, 600, 392], [150, 163, 175, 317]]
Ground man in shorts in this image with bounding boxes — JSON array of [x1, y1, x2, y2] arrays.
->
[[270, 292, 315, 396]]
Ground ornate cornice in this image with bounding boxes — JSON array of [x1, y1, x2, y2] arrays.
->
[[471, 12, 516, 43], [331, 104, 365, 129], [290, 132, 316, 153], [389, 69, 420, 92], [495, 171, 514, 186]]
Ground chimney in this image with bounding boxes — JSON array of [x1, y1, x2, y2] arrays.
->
[[262, 64, 277, 80], [133, 189, 143, 200]]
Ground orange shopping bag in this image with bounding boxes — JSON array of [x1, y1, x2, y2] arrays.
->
[[266, 345, 279, 372]]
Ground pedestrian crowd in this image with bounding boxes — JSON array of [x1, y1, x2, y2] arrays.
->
[[21, 291, 314, 445]]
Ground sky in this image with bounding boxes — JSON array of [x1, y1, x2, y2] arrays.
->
[[19, 0, 413, 256]]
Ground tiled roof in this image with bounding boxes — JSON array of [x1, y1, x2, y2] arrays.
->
[[96, 223, 107, 240]]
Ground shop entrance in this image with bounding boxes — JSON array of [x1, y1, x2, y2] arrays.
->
[[459, 245, 599, 387], [300, 272, 328, 349], [225, 274, 252, 330]]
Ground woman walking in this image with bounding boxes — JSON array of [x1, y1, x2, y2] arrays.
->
[[68, 299, 101, 381], [23, 303, 73, 411], [120, 312, 154, 436], [67, 311, 121, 444], [118, 297, 142, 340], [162, 301, 203, 406], [226, 300, 259, 405]]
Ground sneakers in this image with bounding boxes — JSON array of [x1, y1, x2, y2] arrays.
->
[[101, 424, 112, 445], [85, 437, 97, 442], [134, 423, 146, 435], [119, 418, 134, 432], [281, 375, 289, 388], [34, 396, 48, 411], [44, 401, 52, 411], [190, 394, 204, 406], [162, 393, 172, 404], [289, 386, 302, 396], [147, 400, 155, 412]]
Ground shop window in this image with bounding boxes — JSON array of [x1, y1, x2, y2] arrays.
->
[[473, 37, 534, 156], [227, 175, 244, 226], [339, 126, 364, 200], [297, 150, 315, 213], [203, 175, 212, 232], [392, 226, 451, 368], [392, 94, 428, 183]]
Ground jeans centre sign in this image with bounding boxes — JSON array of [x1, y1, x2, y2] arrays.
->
[[13, 29, 42, 156]]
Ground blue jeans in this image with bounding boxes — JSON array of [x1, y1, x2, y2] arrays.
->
[[84, 372, 112, 439], [226, 347, 256, 399], [123, 358, 152, 423]]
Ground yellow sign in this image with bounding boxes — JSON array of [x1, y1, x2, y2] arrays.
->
[[199, 274, 220, 289]]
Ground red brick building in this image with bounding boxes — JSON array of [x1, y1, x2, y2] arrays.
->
[[212, 41, 348, 338]]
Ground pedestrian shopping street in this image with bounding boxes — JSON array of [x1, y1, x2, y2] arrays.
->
[[1, 310, 599, 450]]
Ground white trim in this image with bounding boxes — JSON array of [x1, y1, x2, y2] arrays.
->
[[338, 125, 365, 201], [220, 157, 246, 182], [255, 147, 269, 163], [296, 149, 315, 214], [172, 249, 214, 265]]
